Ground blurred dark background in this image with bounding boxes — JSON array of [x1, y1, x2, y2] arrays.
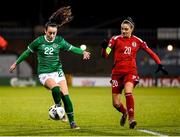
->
[[0, 0, 179, 28]]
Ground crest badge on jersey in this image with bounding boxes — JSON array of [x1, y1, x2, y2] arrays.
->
[[53, 44, 58, 48], [132, 42, 137, 47], [42, 44, 46, 47]]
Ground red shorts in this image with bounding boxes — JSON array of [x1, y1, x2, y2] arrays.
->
[[111, 73, 139, 94]]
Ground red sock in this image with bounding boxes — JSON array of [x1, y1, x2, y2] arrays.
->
[[114, 103, 126, 114], [125, 93, 134, 120], [119, 103, 127, 114]]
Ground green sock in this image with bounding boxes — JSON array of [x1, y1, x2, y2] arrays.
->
[[51, 86, 63, 106], [62, 95, 74, 124]]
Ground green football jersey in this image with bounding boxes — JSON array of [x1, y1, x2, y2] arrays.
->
[[28, 35, 73, 74]]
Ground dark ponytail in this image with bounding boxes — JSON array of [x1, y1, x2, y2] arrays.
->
[[46, 6, 73, 28]]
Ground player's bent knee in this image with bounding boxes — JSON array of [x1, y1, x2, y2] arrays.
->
[[113, 103, 120, 108]]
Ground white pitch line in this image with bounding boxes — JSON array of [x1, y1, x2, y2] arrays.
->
[[137, 129, 168, 136]]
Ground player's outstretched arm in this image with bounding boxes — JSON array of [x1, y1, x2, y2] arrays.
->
[[68, 45, 90, 60], [155, 64, 168, 75], [100, 39, 111, 59], [83, 51, 90, 60], [9, 63, 17, 73], [100, 39, 108, 49], [143, 46, 168, 75], [9, 49, 31, 73]]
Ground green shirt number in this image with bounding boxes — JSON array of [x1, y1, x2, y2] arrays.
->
[[44, 47, 54, 55]]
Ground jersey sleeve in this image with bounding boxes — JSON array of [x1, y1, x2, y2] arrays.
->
[[59, 38, 72, 51], [59, 38, 83, 54], [140, 41, 161, 64], [101, 36, 115, 58], [27, 38, 40, 53], [0, 36, 8, 49], [16, 38, 40, 64], [16, 49, 31, 64], [108, 36, 116, 49], [69, 46, 83, 54]]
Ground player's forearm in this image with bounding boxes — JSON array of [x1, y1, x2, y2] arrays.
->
[[101, 47, 111, 58], [146, 48, 161, 64], [16, 49, 31, 64], [69, 46, 83, 55]]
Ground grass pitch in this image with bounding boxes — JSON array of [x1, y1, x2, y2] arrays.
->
[[0, 86, 180, 136]]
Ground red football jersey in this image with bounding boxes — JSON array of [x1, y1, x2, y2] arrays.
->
[[103, 35, 161, 74], [0, 36, 8, 49]]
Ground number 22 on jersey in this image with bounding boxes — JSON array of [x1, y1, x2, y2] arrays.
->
[[44, 47, 54, 55]]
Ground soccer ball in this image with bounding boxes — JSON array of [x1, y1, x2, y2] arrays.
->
[[48, 105, 65, 120]]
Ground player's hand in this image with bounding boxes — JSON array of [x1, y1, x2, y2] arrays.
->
[[83, 51, 90, 60], [100, 39, 109, 49], [155, 64, 168, 75], [9, 63, 17, 73]]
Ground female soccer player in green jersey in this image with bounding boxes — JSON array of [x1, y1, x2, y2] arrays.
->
[[9, 6, 90, 129]]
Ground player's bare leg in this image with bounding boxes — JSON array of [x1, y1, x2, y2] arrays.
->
[[112, 93, 127, 126]]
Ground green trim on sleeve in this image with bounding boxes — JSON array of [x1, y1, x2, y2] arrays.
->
[[16, 49, 31, 64], [106, 47, 112, 55], [69, 45, 83, 55]]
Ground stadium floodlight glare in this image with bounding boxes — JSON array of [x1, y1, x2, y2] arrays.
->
[[80, 44, 87, 50], [167, 44, 173, 51]]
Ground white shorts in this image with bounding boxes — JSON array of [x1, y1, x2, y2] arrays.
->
[[38, 71, 66, 85]]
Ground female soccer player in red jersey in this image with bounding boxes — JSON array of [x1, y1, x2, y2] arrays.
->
[[101, 17, 168, 129]]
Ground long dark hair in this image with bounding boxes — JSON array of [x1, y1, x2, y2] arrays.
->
[[45, 6, 73, 29]]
